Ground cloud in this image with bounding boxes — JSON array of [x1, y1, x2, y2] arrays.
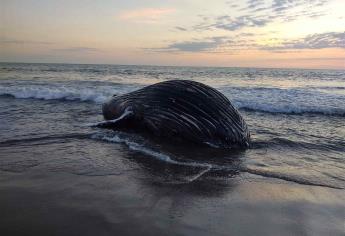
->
[[54, 47, 101, 53], [214, 15, 270, 31], [261, 32, 345, 51], [272, 0, 328, 12], [175, 26, 187, 31], [237, 32, 256, 37], [118, 8, 175, 23], [152, 37, 228, 53], [177, 0, 330, 32], [151, 31, 344, 54], [294, 57, 345, 61], [191, 14, 271, 32], [272, 0, 291, 12], [229, 4, 239, 8], [247, 0, 265, 9], [0, 39, 53, 45], [280, 10, 326, 22], [0, 39, 102, 54]]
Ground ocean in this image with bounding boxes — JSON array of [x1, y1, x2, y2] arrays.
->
[[0, 63, 344, 235]]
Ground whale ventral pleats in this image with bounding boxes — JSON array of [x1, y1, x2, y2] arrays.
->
[[102, 80, 250, 149]]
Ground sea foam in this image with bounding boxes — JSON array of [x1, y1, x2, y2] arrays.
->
[[1, 84, 344, 116], [0, 85, 110, 103]]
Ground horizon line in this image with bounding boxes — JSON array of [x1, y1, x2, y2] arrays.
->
[[0, 60, 344, 71]]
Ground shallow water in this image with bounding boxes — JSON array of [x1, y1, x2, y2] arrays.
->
[[1, 63, 345, 235], [1, 63, 344, 189]]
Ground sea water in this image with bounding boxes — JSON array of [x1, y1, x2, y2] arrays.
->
[[0, 63, 344, 189]]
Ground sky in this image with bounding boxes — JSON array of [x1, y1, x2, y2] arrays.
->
[[1, 0, 344, 69]]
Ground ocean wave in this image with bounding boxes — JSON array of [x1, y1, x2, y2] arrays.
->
[[0, 85, 112, 103], [236, 102, 345, 116], [1, 84, 344, 116], [223, 86, 345, 116], [92, 132, 212, 182], [92, 132, 343, 188]]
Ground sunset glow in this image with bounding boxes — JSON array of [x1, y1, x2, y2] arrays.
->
[[1, 0, 344, 69]]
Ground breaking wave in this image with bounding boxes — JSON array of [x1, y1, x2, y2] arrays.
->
[[1, 84, 344, 116], [0, 85, 112, 103], [236, 102, 345, 116]]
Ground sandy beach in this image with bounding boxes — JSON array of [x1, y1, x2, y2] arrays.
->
[[2, 0, 345, 234], [1, 169, 344, 236], [1, 63, 344, 236]]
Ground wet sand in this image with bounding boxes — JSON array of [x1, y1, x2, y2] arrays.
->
[[0, 85, 344, 235], [1, 169, 344, 236]]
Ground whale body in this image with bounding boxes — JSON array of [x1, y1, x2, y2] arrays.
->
[[101, 80, 250, 149]]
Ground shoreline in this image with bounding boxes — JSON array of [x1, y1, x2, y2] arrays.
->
[[1, 170, 344, 236]]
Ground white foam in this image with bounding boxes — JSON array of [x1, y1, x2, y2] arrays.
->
[[92, 133, 212, 173], [220, 87, 345, 116], [1, 83, 344, 116], [0, 85, 109, 103], [93, 134, 213, 183], [234, 101, 345, 116]]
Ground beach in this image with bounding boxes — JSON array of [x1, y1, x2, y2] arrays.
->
[[1, 169, 344, 236], [0, 63, 344, 235]]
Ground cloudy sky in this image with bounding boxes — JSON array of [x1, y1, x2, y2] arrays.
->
[[1, 0, 344, 69]]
